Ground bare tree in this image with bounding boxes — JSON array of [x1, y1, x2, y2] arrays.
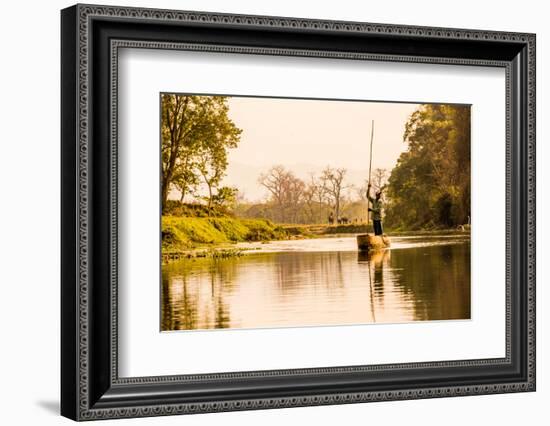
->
[[309, 174, 328, 223], [258, 165, 288, 207], [285, 176, 305, 223], [258, 165, 305, 223], [371, 168, 389, 193], [322, 167, 348, 221], [303, 178, 317, 223]]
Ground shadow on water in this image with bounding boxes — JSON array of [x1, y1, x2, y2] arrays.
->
[[162, 238, 470, 331]]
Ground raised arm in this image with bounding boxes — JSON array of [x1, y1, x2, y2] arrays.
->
[[366, 183, 374, 202]]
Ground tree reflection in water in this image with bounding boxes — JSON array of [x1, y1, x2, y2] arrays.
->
[[162, 238, 470, 331]]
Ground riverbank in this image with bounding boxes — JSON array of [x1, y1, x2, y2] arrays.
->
[[162, 216, 289, 252], [162, 216, 469, 251], [162, 216, 470, 262], [283, 223, 469, 237]]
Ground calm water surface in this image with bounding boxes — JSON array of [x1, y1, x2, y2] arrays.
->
[[161, 235, 470, 331]]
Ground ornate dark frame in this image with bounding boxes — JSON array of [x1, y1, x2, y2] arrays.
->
[[61, 3, 536, 421]]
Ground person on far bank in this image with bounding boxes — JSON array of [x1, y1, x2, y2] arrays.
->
[[367, 183, 385, 236]]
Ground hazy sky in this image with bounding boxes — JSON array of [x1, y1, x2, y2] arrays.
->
[[221, 96, 420, 202]]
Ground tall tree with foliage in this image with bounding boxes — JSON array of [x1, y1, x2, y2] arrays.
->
[[161, 94, 241, 213], [385, 104, 471, 229]]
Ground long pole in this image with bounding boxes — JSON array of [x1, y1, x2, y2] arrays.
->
[[367, 120, 375, 226]]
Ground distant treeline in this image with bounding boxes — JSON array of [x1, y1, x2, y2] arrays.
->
[[241, 165, 386, 225]]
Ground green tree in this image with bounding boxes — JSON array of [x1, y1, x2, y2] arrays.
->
[[161, 94, 241, 213], [174, 167, 200, 203], [385, 104, 470, 229], [195, 98, 241, 211], [212, 186, 238, 209]]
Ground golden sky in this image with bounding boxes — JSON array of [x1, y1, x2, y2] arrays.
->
[[222, 96, 420, 201]]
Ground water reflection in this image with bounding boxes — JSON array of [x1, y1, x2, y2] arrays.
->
[[161, 236, 470, 331]]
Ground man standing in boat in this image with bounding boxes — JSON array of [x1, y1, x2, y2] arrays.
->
[[367, 183, 385, 236]]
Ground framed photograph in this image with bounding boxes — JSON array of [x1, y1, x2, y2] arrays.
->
[[61, 4, 536, 421]]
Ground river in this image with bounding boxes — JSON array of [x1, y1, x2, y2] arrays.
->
[[161, 234, 471, 331]]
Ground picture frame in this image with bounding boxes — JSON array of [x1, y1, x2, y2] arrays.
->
[[61, 3, 536, 421]]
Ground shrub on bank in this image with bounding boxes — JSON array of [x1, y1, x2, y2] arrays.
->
[[163, 200, 231, 218]]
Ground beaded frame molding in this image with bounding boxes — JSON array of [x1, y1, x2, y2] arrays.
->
[[61, 4, 536, 421]]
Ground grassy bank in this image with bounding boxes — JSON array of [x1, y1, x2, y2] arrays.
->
[[162, 216, 289, 252], [283, 223, 469, 236], [162, 215, 469, 258]]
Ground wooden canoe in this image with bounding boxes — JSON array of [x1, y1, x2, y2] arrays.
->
[[356, 233, 390, 252]]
